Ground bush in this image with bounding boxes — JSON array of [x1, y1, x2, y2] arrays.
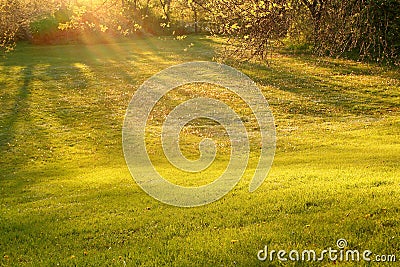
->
[[30, 8, 74, 44]]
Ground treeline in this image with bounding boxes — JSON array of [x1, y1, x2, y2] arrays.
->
[[1, 0, 399, 64], [206, 0, 400, 64], [0, 0, 206, 49]]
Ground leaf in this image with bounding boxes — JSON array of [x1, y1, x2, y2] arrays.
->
[[231, 23, 240, 30]]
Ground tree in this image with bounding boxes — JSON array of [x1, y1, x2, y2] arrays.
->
[[0, 0, 58, 52], [299, 0, 400, 63], [204, 0, 292, 60], [0, 0, 23, 52], [204, 0, 400, 64]]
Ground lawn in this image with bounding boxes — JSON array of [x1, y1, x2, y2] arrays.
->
[[1, 35, 399, 266]]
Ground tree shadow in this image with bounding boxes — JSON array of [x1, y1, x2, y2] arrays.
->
[[238, 57, 400, 117], [0, 48, 91, 181], [293, 55, 400, 80], [0, 66, 33, 159]]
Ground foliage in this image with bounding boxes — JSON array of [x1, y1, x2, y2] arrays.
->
[[0, 0, 26, 52], [31, 16, 60, 35], [0, 0, 59, 50], [298, 0, 400, 64], [1, 0, 399, 63], [0, 0, 200, 50], [203, 0, 292, 60], [29, 8, 72, 44], [169, 0, 209, 34], [360, 0, 400, 63], [202, 0, 400, 64], [56, 3, 143, 38]]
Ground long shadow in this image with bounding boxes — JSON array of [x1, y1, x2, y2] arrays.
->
[[0, 46, 91, 180], [238, 58, 400, 117], [5, 37, 395, 180], [292, 54, 400, 80], [72, 37, 399, 124], [0, 66, 32, 155], [0, 65, 36, 197], [41, 37, 220, 169]]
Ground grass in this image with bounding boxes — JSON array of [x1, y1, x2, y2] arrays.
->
[[1, 35, 399, 266]]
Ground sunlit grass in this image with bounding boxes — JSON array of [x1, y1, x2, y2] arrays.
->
[[1, 35, 399, 266]]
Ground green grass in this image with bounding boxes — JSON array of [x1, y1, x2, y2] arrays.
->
[[1, 35, 399, 266]]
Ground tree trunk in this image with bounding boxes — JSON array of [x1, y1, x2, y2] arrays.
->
[[194, 7, 198, 33]]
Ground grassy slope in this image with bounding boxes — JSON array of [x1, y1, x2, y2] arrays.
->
[[1, 36, 399, 266]]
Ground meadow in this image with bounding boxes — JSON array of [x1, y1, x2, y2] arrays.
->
[[1, 35, 399, 266]]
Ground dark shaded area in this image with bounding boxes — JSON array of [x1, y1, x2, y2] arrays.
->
[[0, 66, 32, 153]]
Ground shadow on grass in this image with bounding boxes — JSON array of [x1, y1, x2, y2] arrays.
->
[[1, 37, 398, 175], [0, 66, 33, 167], [295, 54, 400, 79], [1, 37, 210, 178], [238, 58, 400, 117], [0, 52, 91, 178], [0, 66, 31, 137]]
